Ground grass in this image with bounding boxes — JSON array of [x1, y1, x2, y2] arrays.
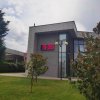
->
[[0, 76, 86, 100]]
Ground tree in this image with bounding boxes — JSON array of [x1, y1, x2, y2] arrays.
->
[[27, 53, 48, 93], [72, 23, 100, 100], [0, 10, 9, 61], [93, 22, 100, 35]]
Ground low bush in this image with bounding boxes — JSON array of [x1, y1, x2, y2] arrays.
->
[[0, 61, 25, 73]]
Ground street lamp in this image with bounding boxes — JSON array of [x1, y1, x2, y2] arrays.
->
[[55, 40, 68, 80]]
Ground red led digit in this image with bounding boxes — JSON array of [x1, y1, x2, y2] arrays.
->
[[47, 44, 55, 50], [41, 44, 47, 50]]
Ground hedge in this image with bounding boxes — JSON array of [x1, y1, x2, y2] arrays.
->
[[0, 62, 25, 73]]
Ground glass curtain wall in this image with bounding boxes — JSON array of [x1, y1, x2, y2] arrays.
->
[[59, 34, 67, 77], [74, 39, 85, 59]]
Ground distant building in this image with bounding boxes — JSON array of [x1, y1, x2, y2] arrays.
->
[[27, 21, 98, 77], [5, 48, 25, 63]]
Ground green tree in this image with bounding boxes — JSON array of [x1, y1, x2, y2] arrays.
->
[[93, 22, 100, 35], [0, 10, 9, 61], [27, 53, 48, 92], [72, 23, 100, 100]]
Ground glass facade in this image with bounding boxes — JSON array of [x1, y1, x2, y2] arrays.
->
[[58, 34, 85, 77], [74, 39, 85, 59], [59, 34, 67, 77]]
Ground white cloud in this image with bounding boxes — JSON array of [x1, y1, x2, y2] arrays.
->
[[20, 0, 80, 26], [0, 0, 100, 52], [5, 38, 27, 52], [3, 8, 15, 15], [76, 22, 87, 31], [4, 15, 28, 52], [5, 16, 28, 35]]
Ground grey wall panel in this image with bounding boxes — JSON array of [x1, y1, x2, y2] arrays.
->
[[27, 27, 36, 61], [39, 52, 58, 77], [36, 33, 59, 77], [30, 21, 77, 33], [37, 33, 59, 52]]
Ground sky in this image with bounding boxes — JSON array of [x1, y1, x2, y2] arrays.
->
[[0, 0, 100, 52]]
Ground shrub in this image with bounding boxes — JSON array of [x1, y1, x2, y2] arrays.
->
[[72, 36, 100, 100], [0, 61, 25, 72]]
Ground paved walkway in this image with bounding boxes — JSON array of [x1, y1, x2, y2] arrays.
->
[[0, 73, 26, 77], [0, 73, 78, 81]]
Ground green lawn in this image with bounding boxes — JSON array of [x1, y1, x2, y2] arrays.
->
[[0, 76, 86, 100]]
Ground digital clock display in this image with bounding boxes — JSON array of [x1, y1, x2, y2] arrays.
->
[[41, 44, 55, 51]]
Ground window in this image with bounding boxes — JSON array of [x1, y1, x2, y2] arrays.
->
[[59, 34, 67, 77], [74, 39, 85, 59]]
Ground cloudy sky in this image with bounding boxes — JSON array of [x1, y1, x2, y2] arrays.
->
[[0, 0, 100, 52]]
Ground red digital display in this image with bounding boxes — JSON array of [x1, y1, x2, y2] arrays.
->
[[41, 44, 47, 51], [41, 44, 55, 51]]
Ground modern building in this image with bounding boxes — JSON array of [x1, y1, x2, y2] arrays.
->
[[27, 21, 97, 77]]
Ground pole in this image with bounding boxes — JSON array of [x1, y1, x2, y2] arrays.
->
[[60, 42, 62, 80]]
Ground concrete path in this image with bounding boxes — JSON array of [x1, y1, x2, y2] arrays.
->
[[0, 73, 78, 81], [0, 73, 26, 77]]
